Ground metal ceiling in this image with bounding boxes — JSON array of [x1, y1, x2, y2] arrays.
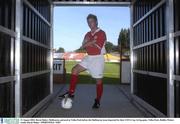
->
[[53, 0, 131, 2], [52, 0, 131, 6]]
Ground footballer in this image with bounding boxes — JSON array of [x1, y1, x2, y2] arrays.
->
[[59, 14, 107, 109]]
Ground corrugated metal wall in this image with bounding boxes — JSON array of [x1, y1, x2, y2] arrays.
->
[[21, 0, 51, 115], [132, 0, 180, 117], [132, 0, 167, 115], [174, 0, 180, 118], [0, 0, 15, 117], [0, 0, 53, 117]]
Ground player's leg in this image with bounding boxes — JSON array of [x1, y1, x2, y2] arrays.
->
[[89, 55, 105, 108], [59, 64, 87, 109], [96, 78, 103, 101], [92, 78, 103, 109], [59, 56, 89, 99], [58, 64, 86, 98], [68, 64, 86, 95]]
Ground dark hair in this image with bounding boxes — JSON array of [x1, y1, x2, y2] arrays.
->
[[87, 14, 98, 25]]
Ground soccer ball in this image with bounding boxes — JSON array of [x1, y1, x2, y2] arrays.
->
[[61, 97, 73, 109]]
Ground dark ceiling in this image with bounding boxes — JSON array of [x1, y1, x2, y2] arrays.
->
[[53, 0, 131, 2]]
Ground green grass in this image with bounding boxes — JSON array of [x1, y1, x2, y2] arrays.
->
[[65, 61, 120, 85]]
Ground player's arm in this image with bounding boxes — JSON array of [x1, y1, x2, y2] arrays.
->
[[81, 34, 95, 48], [82, 40, 96, 48], [93, 32, 107, 50]]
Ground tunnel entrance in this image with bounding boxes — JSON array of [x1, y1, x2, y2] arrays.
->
[[0, 0, 179, 118]]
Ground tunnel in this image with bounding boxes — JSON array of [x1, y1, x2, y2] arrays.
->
[[0, 0, 179, 118]]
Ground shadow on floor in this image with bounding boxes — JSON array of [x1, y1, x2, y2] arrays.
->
[[37, 84, 147, 118]]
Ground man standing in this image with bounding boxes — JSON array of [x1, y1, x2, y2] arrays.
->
[[59, 14, 107, 109]]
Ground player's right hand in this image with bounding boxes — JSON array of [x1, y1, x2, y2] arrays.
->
[[84, 35, 90, 42]]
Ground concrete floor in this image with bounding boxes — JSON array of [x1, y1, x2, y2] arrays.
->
[[38, 84, 147, 118]]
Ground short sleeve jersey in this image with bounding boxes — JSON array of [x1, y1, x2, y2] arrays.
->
[[84, 29, 106, 55]]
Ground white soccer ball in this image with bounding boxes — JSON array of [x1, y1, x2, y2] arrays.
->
[[61, 97, 73, 109]]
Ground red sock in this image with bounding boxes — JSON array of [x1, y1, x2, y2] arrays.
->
[[69, 74, 78, 95], [96, 81, 103, 101]]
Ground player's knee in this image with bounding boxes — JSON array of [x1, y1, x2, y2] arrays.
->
[[96, 79, 102, 84], [71, 67, 76, 74], [71, 66, 78, 75]]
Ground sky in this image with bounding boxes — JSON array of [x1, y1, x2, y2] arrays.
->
[[53, 6, 130, 52]]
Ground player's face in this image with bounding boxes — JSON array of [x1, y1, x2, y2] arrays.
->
[[87, 18, 97, 30]]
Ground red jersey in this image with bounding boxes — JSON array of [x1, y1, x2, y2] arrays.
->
[[84, 28, 106, 55]]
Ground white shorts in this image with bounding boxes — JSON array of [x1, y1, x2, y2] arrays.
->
[[78, 55, 105, 79]]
